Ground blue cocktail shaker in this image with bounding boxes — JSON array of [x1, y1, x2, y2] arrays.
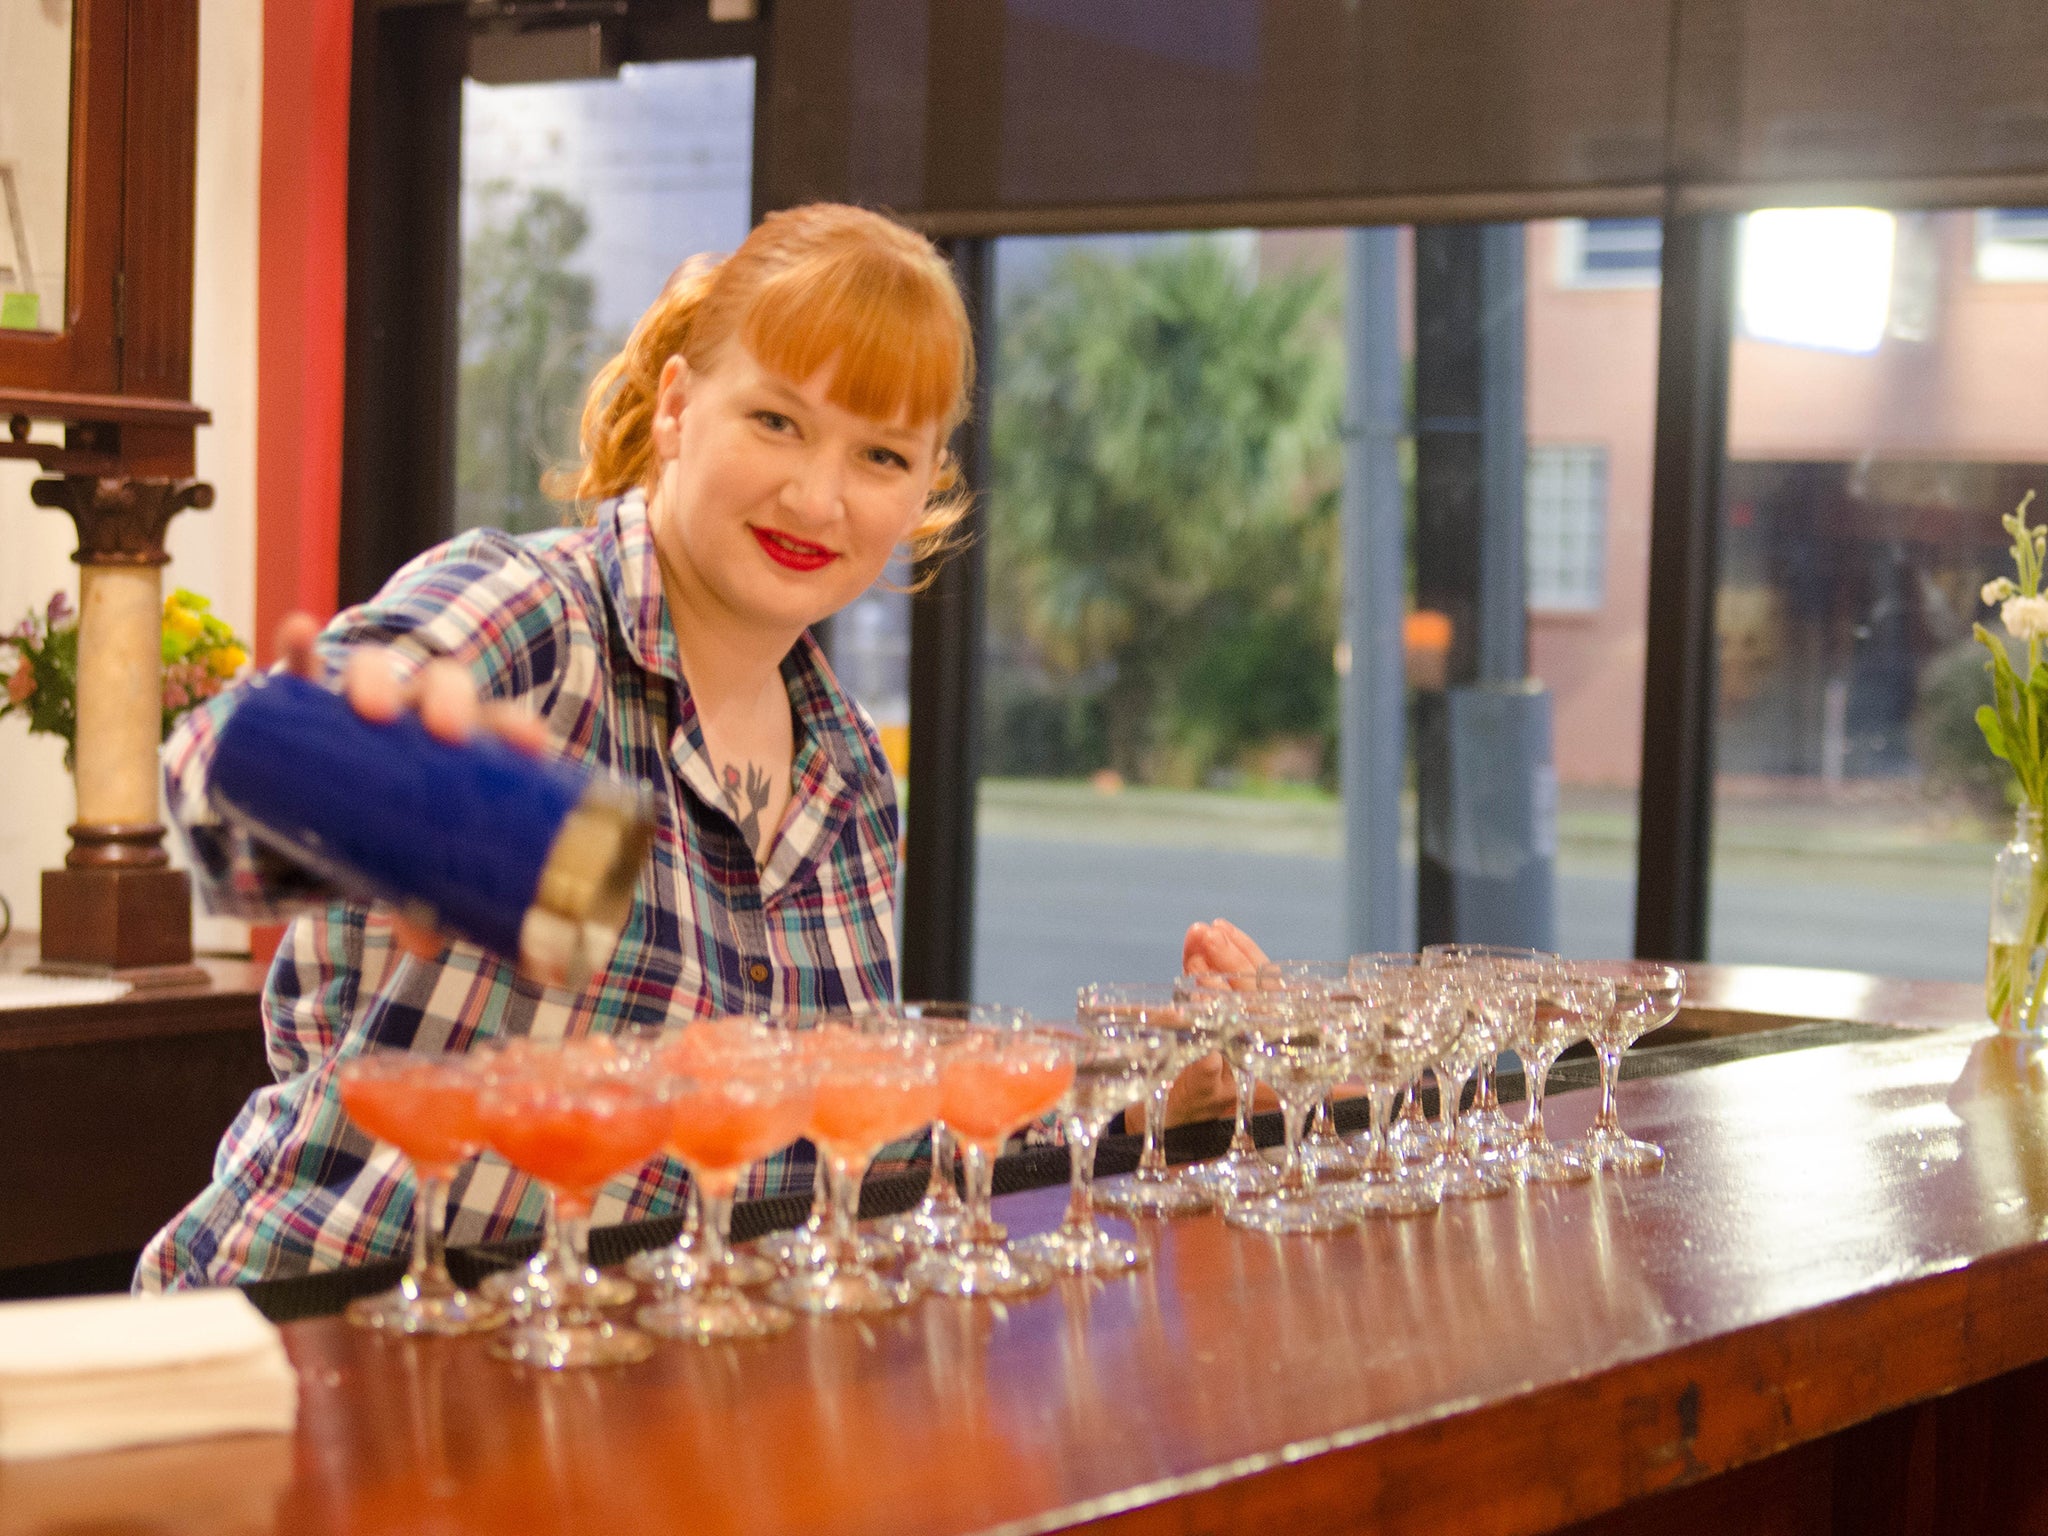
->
[[208, 673, 655, 987]]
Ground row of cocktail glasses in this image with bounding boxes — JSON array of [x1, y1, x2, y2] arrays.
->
[[335, 1007, 1095, 1368], [1082, 950, 1684, 1240], [334, 955, 1679, 1368]]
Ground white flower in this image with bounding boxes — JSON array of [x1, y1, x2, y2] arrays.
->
[[2003, 595, 2048, 641], [1985, 578, 2020, 605]]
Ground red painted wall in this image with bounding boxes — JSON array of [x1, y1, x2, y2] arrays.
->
[[255, 0, 350, 663]]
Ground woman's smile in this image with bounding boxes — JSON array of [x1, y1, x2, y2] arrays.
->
[[750, 524, 839, 572]]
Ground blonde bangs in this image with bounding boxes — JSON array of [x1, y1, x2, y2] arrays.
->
[[738, 247, 969, 437]]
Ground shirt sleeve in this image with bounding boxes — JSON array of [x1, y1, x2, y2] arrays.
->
[[164, 529, 575, 920]]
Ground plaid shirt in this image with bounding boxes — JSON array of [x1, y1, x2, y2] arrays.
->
[[137, 491, 903, 1291]]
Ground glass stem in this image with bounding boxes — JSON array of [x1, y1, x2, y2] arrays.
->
[[1063, 1122, 1101, 1233], [1279, 1095, 1312, 1195], [1594, 1042, 1624, 1136], [1438, 1069, 1467, 1161], [407, 1165, 453, 1301], [827, 1150, 869, 1261], [1227, 1065, 1257, 1154], [1367, 1086, 1397, 1179], [698, 1184, 734, 1285], [1526, 1052, 1554, 1147], [805, 1155, 830, 1235], [925, 1124, 961, 1209], [680, 1183, 702, 1251], [1138, 1080, 1171, 1177], [962, 1142, 999, 1247], [1398, 1077, 1426, 1126], [1310, 1093, 1334, 1140], [1476, 1061, 1498, 1113]]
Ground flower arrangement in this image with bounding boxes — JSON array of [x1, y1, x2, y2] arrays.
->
[[1976, 493, 2048, 1032], [0, 587, 249, 770]]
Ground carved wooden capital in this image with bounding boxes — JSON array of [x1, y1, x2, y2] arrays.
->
[[30, 474, 215, 566]]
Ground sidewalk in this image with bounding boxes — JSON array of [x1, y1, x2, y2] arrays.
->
[[974, 777, 2005, 896]]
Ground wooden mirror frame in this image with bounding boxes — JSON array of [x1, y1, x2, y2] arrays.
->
[[0, 0, 204, 479]]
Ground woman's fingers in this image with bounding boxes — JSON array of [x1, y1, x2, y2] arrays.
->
[[340, 648, 405, 723], [415, 659, 482, 744], [480, 700, 550, 755], [390, 912, 449, 964], [274, 613, 322, 679], [1207, 918, 1270, 974]]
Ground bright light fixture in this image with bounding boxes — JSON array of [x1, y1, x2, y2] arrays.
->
[[1738, 208, 1897, 354]]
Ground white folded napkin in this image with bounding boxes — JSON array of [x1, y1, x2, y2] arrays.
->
[[0, 1290, 297, 1461]]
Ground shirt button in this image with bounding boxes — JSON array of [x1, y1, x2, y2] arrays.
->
[[748, 962, 770, 984]]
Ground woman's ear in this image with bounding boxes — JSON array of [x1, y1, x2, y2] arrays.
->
[[650, 355, 691, 460], [931, 450, 961, 495]]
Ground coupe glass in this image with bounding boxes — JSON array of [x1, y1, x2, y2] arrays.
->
[[1425, 969, 1515, 1200], [1014, 1021, 1162, 1275], [637, 1038, 815, 1341], [1514, 964, 1614, 1185], [1084, 984, 1220, 1218], [1263, 961, 1364, 1180], [1349, 954, 1437, 1166], [880, 1002, 1032, 1250], [1171, 971, 1279, 1198], [768, 1017, 940, 1315], [1577, 961, 1684, 1173], [1219, 994, 1355, 1235], [907, 1021, 1075, 1298], [1338, 969, 1450, 1218], [335, 1050, 505, 1335], [1421, 943, 1556, 1158], [627, 1018, 779, 1292], [478, 1040, 671, 1368]]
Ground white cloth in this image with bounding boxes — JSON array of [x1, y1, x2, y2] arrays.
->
[[0, 976, 133, 1010], [0, 1290, 296, 1460]]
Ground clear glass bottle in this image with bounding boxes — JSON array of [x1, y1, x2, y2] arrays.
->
[[1987, 805, 2048, 1036]]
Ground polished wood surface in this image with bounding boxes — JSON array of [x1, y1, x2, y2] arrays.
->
[[9, 1020, 2048, 1535]]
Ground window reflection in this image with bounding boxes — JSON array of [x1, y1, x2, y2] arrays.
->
[[0, 0, 75, 335]]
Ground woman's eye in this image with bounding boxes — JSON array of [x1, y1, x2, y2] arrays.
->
[[865, 446, 910, 471], [753, 411, 795, 433]]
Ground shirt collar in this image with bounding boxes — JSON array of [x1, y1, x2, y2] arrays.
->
[[596, 490, 872, 793]]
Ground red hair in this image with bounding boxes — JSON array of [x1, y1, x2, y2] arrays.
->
[[550, 204, 974, 562]]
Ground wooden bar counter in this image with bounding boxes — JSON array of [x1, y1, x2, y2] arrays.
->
[[8, 992, 2048, 1534]]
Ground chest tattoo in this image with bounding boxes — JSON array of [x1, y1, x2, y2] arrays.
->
[[720, 760, 774, 848]]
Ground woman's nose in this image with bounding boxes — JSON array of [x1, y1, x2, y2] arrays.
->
[[778, 452, 844, 523]]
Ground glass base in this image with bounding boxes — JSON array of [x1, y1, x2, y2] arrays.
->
[[768, 1262, 913, 1315], [1302, 1135, 1365, 1181], [1520, 1140, 1595, 1184], [1094, 1173, 1216, 1218], [1341, 1172, 1443, 1218], [489, 1318, 654, 1369], [1581, 1128, 1666, 1174], [625, 1242, 705, 1287], [636, 1288, 794, 1342], [1179, 1147, 1277, 1197], [754, 1225, 901, 1271], [345, 1283, 505, 1336], [906, 1244, 1053, 1299], [1223, 1189, 1354, 1235], [1461, 1105, 1522, 1159], [879, 1197, 967, 1251], [1387, 1114, 1442, 1165], [481, 1262, 633, 1316], [1013, 1222, 1147, 1275], [1440, 1157, 1515, 1201]]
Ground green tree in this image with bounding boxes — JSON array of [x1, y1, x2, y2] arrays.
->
[[456, 183, 602, 534], [990, 240, 1344, 785]]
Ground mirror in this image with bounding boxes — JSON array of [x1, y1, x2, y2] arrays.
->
[[0, 0, 74, 335]]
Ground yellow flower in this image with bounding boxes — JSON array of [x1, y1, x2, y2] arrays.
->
[[163, 607, 204, 646], [207, 643, 248, 679]]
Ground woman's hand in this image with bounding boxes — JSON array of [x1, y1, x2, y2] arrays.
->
[[1122, 918, 1279, 1135], [273, 613, 549, 963]]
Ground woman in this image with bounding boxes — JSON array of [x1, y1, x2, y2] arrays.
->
[[139, 204, 1258, 1291]]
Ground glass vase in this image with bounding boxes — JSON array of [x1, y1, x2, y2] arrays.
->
[[1987, 805, 2048, 1037]]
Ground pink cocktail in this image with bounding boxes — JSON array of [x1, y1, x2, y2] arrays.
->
[[908, 1027, 1075, 1299], [638, 1045, 815, 1342], [335, 1051, 504, 1336], [479, 1042, 670, 1368], [768, 1021, 939, 1316]]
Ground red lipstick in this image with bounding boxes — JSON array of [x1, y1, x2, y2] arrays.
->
[[751, 526, 837, 572]]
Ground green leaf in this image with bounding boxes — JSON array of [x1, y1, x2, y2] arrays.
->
[[1980, 704, 2013, 762]]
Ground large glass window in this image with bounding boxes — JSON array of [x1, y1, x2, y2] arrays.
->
[[1708, 207, 2046, 978], [453, 59, 753, 534], [971, 221, 1658, 1015], [0, 0, 73, 334]]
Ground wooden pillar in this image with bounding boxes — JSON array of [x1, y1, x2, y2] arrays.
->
[[30, 473, 214, 979]]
